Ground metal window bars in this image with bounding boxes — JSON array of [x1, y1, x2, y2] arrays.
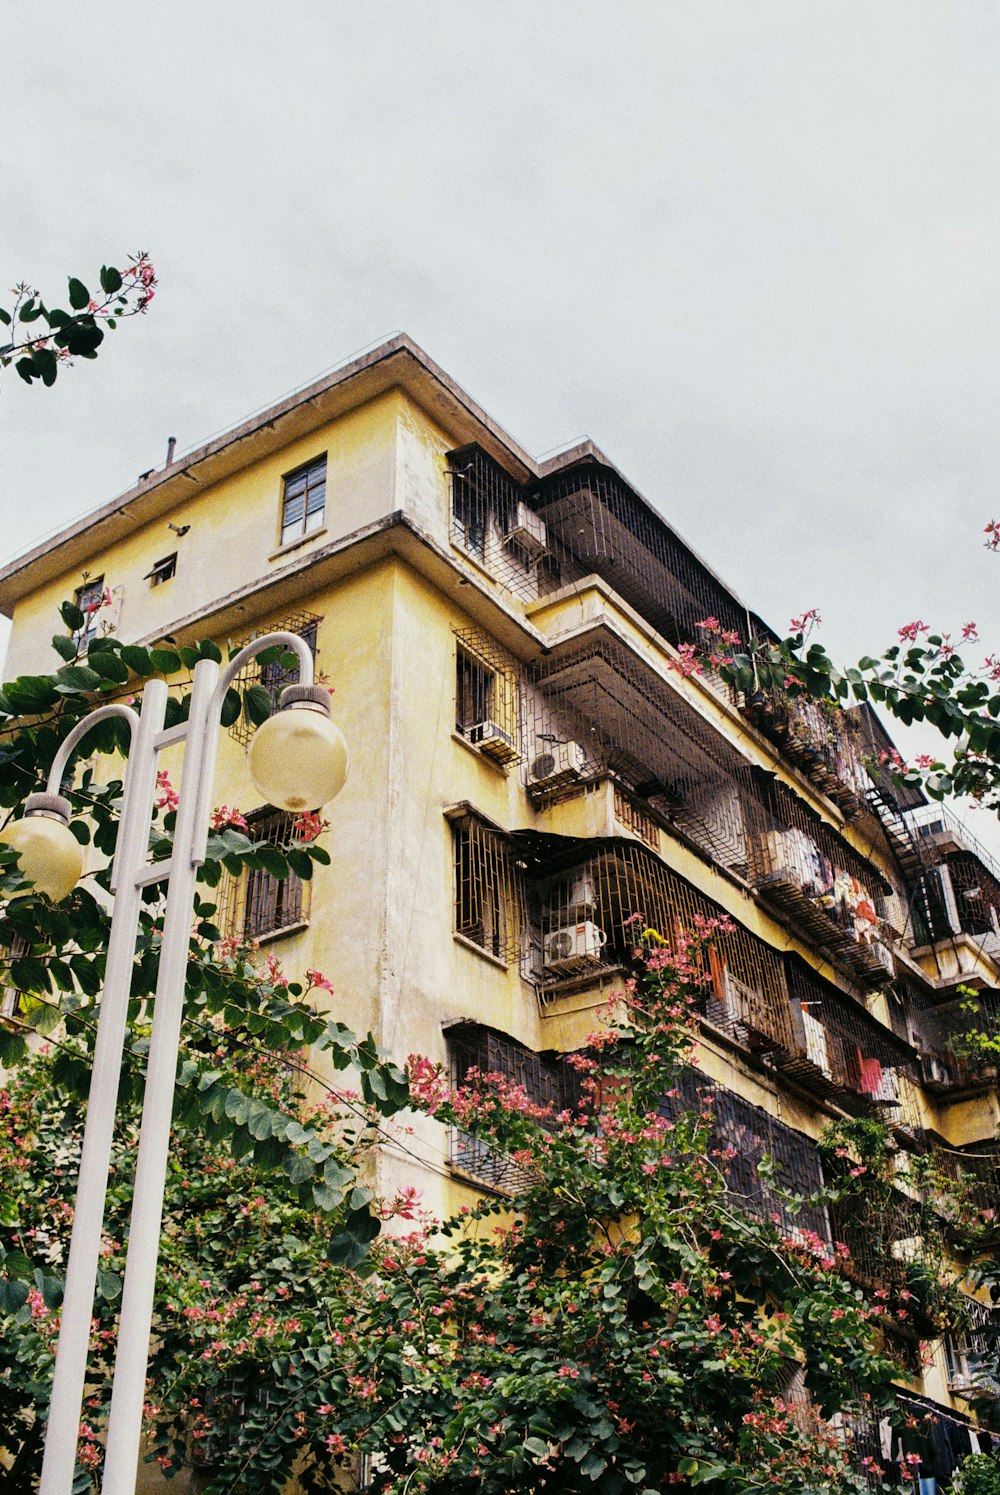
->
[[227, 611, 321, 746], [781, 957, 920, 1123], [907, 991, 1000, 1095], [453, 628, 521, 765], [661, 1069, 830, 1240], [451, 811, 525, 963], [219, 808, 305, 942], [945, 1296, 1000, 1396], [825, 1186, 925, 1297], [446, 1020, 580, 1193], [522, 634, 900, 983]]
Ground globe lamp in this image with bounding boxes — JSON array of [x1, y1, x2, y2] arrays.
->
[[247, 687, 349, 813], [0, 793, 84, 902]]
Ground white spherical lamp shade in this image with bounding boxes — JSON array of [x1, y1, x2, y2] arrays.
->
[[0, 814, 84, 902], [248, 704, 349, 813]]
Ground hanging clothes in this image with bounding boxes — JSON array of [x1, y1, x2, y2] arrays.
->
[[801, 1010, 831, 1076]]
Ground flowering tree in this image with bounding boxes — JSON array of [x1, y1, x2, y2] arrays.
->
[[9, 915, 973, 1492], [0, 255, 156, 387], [681, 518, 1000, 815]]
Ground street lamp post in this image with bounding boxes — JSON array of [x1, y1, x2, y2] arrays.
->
[[3, 633, 348, 1495]]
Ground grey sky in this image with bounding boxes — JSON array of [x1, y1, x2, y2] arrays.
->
[[3, 2, 999, 829]]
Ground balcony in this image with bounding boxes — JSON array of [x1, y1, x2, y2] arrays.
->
[[742, 691, 870, 819], [781, 958, 919, 1122], [525, 637, 897, 992], [911, 992, 1000, 1095], [662, 1071, 829, 1241], [520, 835, 798, 1057], [744, 783, 895, 985]]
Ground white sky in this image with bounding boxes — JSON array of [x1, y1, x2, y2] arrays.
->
[[3, 1, 999, 836]]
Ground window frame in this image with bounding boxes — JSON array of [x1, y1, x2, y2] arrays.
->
[[146, 553, 177, 587], [455, 647, 495, 735], [237, 808, 308, 943], [279, 454, 327, 547], [73, 575, 106, 650]]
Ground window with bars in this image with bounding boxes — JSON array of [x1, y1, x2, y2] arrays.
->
[[454, 630, 520, 765], [227, 612, 321, 746], [451, 812, 523, 963], [73, 575, 106, 649], [447, 1021, 579, 1192], [280, 455, 327, 546], [456, 648, 495, 733], [224, 809, 306, 942]]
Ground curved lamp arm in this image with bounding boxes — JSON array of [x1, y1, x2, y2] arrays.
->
[[41, 703, 142, 894], [191, 630, 320, 866]]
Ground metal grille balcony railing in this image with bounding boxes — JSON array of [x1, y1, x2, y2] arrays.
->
[[662, 1070, 829, 1241], [782, 958, 919, 1122], [910, 991, 1000, 1095], [519, 835, 798, 1056], [447, 1022, 580, 1193], [742, 692, 871, 819], [523, 636, 899, 985]]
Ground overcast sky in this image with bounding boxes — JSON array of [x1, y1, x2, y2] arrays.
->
[[3, 2, 999, 833]]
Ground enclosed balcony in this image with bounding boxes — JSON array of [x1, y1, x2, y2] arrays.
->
[[519, 834, 799, 1058], [781, 958, 919, 1122], [741, 691, 870, 819], [910, 991, 1000, 1095], [743, 776, 895, 985], [663, 1070, 829, 1241]]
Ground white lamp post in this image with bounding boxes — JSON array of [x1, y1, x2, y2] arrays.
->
[[2, 633, 347, 1495]]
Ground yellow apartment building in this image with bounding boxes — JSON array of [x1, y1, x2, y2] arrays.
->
[[1, 335, 998, 1486]]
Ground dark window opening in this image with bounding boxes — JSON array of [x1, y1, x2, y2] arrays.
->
[[146, 553, 177, 587], [456, 649, 494, 734]]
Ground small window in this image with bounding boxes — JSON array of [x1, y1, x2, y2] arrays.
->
[[145, 553, 177, 587], [456, 649, 495, 734], [280, 456, 326, 546], [260, 619, 319, 710], [73, 576, 107, 650], [452, 813, 522, 963], [241, 809, 306, 941]]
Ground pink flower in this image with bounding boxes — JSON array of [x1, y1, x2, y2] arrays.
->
[[898, 620, 929, 643], [306, 968, 334, 993], [210, 804, 248, 831], [963, 621, 979, 641], [292, 810, 327, 843]]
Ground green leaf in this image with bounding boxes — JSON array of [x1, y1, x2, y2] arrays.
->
[[51, 633, 79, 662], [97, 1269, 122, 1301], [60, 600, 85, 631], [244, 684, 274, 725], [88, 650, 130, 683], [55, 665, 103, 692], [524, 1438, 550, 1459], [198, 639, 223, 664], [149, 648, 182, 675], [121, 644, 153, 675], [67, 278, 90, 310], [0, 1279, 29, 1315], [100, 265, 123, 294]]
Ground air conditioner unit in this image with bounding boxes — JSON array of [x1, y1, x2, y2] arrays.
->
[[543, 920, 607, 972], [504, 502, 547, 558], [529, 740, 585, 789], [467, 720, 519, 765]]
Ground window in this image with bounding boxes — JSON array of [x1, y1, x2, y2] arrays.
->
[[240, 809, 305, 941], [447, 1022, 579, 1192], [451, 812, 523, 963], [227, 612, 321, 746], [456, 648, 494, 734], [73, 576, 106, 650], [260, 619, 318, 710], [453, 631, 519, 765], [145, 553, 177, 587], [280, 455, 326, 546]]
